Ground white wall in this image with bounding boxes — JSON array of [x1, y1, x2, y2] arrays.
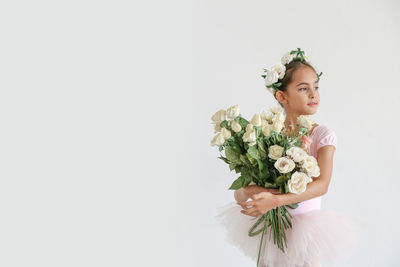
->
[[1, 0, 399, 266]]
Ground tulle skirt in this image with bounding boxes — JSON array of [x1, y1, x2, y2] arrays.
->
[[215, 202, 366, 267]]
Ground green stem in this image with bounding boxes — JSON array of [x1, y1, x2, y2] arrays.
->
[[256, 220, 267, 267]]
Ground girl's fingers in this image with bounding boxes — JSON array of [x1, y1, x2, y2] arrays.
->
[[241, 208, 260, 217], [244, 200, 256, 206]]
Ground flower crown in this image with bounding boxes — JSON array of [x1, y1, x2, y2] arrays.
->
[[261, 48, 323, 96]]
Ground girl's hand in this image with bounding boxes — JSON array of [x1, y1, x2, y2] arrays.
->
[[243, 185, 280, 197], [237, 192, 279, 217], [234, 185, 280, 204]]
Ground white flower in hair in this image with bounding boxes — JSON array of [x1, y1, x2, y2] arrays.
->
[[272, 63, 286, 79], [303, 53, 309, 62], [281, 51, 294, 65], [264, 69, 279, 86], [262, 48, 320, 97]]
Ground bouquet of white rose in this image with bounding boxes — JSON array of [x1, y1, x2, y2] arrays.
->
[[210, 104, 320, 266]]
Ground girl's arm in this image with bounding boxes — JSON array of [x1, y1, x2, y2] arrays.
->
[[234, 185, 280, 202], [276, 145, 335, 206]]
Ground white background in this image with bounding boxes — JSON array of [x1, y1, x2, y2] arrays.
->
[[0, 0, 399, 266]]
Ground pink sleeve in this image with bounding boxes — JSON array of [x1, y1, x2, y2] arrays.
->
[[317, 129, 337, 151]]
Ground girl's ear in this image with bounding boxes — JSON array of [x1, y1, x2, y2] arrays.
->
[[275, 91, 288, 105]]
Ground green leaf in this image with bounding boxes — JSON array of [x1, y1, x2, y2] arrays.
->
[[258, 165, 270, 180], [220, 120, 229, 128], [236, 117, 249, 130], [234, 166, 241, 173], [229, 141, 242, 153], [243, 175, 253, 187], [276, 175, 288, 186], [229, 176, 245, 190], [247, 145, 261, 160], [239, 154, 251, 165], [225, 146, 241, 164], [246, 152, 257, 165], [256, 159, 264, 171], [257, 139, 267, 160], [285, 183, 289, 193], [229, 163, 237, 171], [265, 182, 278, 189], [217, 156, 229, 164]]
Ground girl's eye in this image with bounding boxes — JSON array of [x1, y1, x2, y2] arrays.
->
[[299, 87, 319, 91]]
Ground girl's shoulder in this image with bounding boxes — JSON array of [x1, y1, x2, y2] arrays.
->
[[311, 124, 337, 150]]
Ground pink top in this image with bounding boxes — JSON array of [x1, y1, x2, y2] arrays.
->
[[288, 125, 337, 215]]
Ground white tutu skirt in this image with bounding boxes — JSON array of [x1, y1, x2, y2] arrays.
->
[[215, 202, 366, 267]]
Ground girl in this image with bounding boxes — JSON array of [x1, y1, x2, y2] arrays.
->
[[215, 49, 365, 267]]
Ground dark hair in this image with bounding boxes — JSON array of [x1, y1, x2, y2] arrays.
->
[[274, 59, 318, 107]]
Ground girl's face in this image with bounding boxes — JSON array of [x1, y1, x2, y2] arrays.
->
[[281, 66, 320, 115]]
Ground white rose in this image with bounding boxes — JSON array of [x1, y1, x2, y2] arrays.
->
[[231, 120, 242, 133], [261, 119, 268, 127], [227, 104, 240, 119], [246, 123, 254, 133], [274, 157, 296, 174], [272, 120, 284, 133], [302, 156, 320, 177], [281, 51, 294, 65], [211, 109, 226, 124], [287, 171, 313, 194], [251, 113, 262, 127], [286, 146, 308, 163], [297, 115, 314, 131], [275, 112, 285, 123], [268, 145, 284, 160], [262, 123, 273, 136], [210, 132, 225, 146], [269, 106, 283, 114], [243, 130, 257, 146], [213, 123, 221, 133], [221, 127, 231, 140], [272, 63, 286, 79], [307, 165, 320, 178], [261, 111, 274, 122], [264, 69, 279, 86]]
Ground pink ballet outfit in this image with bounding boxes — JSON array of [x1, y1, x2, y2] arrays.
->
[[215, 125, 366, 267]]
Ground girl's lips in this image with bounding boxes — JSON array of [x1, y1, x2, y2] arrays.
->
[[307, 103, 318, 106]]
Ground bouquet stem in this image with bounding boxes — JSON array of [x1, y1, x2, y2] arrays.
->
[[248, 205, 294, 267]]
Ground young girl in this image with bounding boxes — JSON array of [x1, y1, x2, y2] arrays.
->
[[215, 49, 365, 267]]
